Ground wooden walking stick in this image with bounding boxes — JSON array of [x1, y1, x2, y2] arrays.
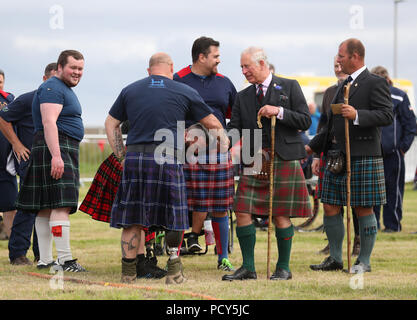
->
[[257, 114, 276, 279], [343, 82, 352, 272]]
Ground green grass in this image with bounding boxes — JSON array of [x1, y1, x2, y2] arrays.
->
[[1, 183, 416, 300]]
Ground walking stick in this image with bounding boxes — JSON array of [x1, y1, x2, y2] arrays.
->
[[343, 83, 352, 272], [257, 114, 276, 279]]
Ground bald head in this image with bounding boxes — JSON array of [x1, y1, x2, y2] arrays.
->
[[147, 52, 174, 78]]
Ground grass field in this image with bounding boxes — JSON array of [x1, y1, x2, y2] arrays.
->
[[1, 183, 416, 301]]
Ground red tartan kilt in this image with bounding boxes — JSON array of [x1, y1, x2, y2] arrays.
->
[[79, 153, 157, 238], [234, 157, 312, 218], [79, 153, 122, 222]]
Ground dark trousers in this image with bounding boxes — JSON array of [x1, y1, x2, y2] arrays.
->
[[9, 210, 39, 261], [8, 164, 39, 261], [374, 150, 404, 231], [8, 210, 39, 260]]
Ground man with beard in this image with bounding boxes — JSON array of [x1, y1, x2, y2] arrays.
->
[[174, 37, 236, 271], [16, 50, 87, 272]]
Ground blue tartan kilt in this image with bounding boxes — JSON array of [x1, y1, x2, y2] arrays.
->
[[321, 156, 386, 207], [110, 152, 189, 231]]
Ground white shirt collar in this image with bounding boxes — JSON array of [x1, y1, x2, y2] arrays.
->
[[257, 73, 272, 94], [349, 65, 367, 83]]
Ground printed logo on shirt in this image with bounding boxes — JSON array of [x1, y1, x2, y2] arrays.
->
[[149, 79, 165, 88]]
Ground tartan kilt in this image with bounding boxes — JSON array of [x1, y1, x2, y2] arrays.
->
[[233, 156, 312, 218], [183, 151, 235, 212], [79, 153, 122, 222], [315, 152, 326, 199], [15, 131, 80, 214], [321, 156, 386, 207], [110, 152, 189, 231]]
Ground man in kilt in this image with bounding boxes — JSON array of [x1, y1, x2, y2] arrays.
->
[[79, 122, 167, 279], [105, 52, 229, 284], [16, 50, 87, 272], [173, 36, 236, 271], [307, 39, 393, 273], [313, 56, 361, 256], [224, 47, 312, 281]]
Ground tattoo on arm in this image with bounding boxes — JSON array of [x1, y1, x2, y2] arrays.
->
[[121, 233, 138, 258], [114, 127, 126, 160]]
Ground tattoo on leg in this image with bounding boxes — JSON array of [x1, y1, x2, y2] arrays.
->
[[121, 233, 138, 258]]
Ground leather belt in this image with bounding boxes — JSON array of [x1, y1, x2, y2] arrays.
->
[[127, 144, 177, 157]]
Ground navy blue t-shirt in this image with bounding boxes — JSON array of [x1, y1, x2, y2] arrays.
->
[[32, 76, 84, 141], [174, 65, 237, 128], [0, 90, 36, 176], [0, 91, 15, 177], [108, 75, 213, 150]]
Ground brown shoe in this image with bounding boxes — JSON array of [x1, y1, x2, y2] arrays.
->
[[351, 235, 360, 256], [10, 256, 33, 266], [121, 259, 137, 284]]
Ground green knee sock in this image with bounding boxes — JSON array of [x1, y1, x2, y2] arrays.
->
[[324, 214, 345, 263], [236, 224, 256, 272], [358, 214, 378, 265], [275, 225, 294, 272]]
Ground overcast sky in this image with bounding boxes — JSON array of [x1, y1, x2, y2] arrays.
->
[[1, 0, 416, 126]]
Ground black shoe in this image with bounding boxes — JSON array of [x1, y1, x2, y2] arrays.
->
[[37, 260, 58, 269], [56, 259, 87, 272], [187, 233, 202, 253], [137, 257, 167, 279], [310, 256, 343, 271], [270, 267, 292, 280], [222, 266, 257, 281]]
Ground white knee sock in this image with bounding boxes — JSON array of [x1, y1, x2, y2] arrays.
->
[[49, 220, 72, 264], [35, 216, 53, 265]]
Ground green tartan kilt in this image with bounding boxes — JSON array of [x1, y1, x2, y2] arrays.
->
[[234, 157, 312, 218], [16, 131, 80, 214]]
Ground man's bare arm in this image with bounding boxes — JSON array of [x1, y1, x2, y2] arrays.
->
[[105, 114, 125, 161], [40, 103, 64, 180], [0, 117, 30, 161]]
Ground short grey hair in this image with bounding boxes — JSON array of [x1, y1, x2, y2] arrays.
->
[[242, 47, 269, 67]]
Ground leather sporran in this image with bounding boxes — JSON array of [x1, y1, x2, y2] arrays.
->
[[252, 150, 272, 180], [326, 149, 345, 175]]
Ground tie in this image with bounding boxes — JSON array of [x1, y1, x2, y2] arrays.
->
[[256, 84, 264, 104], [345, 75, 353, 85]]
